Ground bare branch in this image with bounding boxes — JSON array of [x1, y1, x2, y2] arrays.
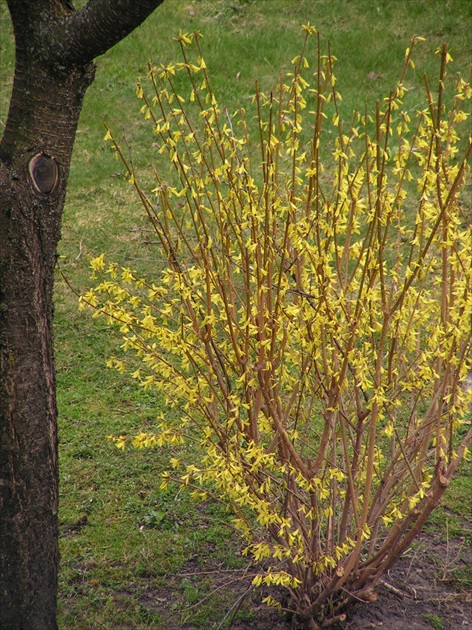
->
[[49, 0, 165, 67]]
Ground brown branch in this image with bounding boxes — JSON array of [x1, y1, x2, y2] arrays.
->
[[48, 0, 166, 67]]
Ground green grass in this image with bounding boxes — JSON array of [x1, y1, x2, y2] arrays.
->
[[1, 1, 471, 627], [423, 613, 447, 630]]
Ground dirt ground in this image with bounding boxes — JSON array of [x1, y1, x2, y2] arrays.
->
[[189, 530, 472, 630], [340, 531, 472, 630], [243, 532, 470, 630]]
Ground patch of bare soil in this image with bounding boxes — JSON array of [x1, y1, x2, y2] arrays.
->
[[233, 535, 472, 630], [342, 532, 472, 630]]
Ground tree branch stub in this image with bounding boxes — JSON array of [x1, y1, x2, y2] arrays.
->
[[27, 153, 58, 195]]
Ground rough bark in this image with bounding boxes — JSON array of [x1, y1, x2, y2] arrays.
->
[[0, 1, 164, 628]]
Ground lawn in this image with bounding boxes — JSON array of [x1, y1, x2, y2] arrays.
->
[[0, 1, 471, 628]]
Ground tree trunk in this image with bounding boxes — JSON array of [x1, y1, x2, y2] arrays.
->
[[0, 56, 94, 629], [0, 1, 164, 627]]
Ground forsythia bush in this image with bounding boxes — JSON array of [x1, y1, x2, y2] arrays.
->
[[82, 29, 471, 629]]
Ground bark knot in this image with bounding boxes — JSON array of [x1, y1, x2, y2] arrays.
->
[[28, 153, 59, 196]]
